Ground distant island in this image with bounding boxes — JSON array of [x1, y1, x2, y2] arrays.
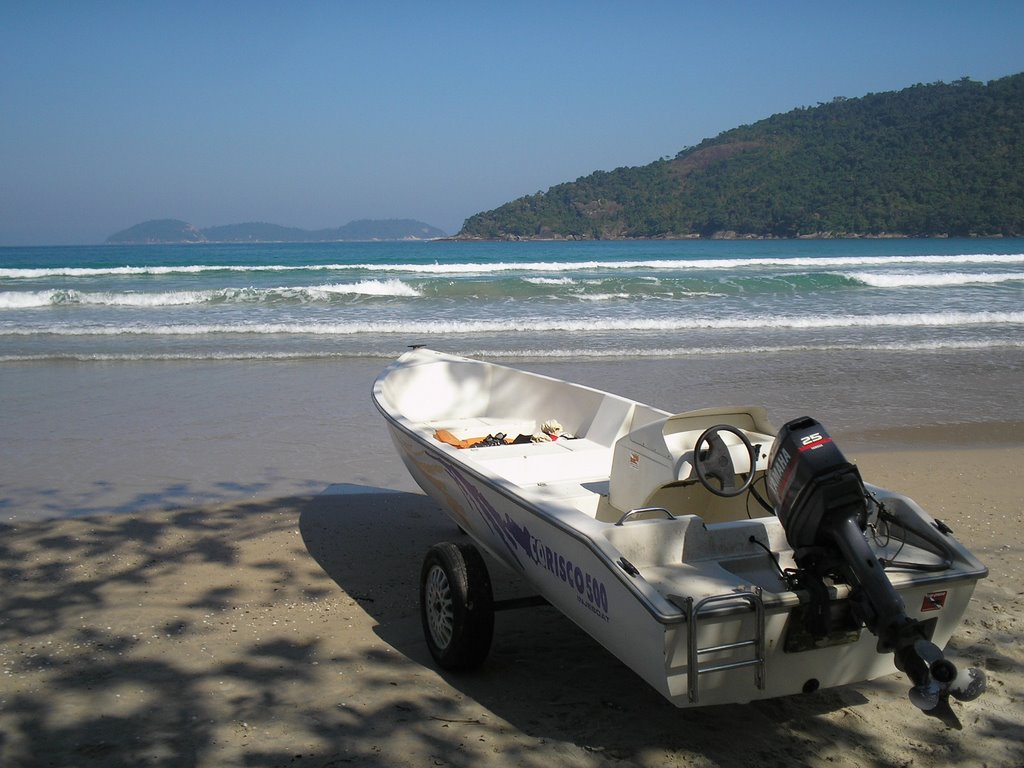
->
[[107, 218, 446, 244], [458, 73, 1024, 240]]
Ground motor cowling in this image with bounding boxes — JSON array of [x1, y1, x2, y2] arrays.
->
[[766, 416, 985, 715], [766, 416, 866, 550]]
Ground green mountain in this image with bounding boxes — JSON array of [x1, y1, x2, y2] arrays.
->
[[199, 222, 312, 242], [459, 74, 1024, 240], [107, 218, 446, 243]]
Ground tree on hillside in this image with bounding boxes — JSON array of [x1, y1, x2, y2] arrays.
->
[[459, 73, 1024, 239]]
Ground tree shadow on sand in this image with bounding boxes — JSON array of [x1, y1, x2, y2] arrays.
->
[[0, 487, 1017, 768]]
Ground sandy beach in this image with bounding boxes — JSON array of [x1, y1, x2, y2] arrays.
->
[[1, 351, 1022, 767]]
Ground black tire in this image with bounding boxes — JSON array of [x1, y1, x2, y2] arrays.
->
[[420, 541, 494, 670]]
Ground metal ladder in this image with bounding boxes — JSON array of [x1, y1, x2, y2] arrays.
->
[[685, 588, 766, 704]]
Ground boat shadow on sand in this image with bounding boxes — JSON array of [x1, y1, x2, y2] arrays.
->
[[299, 484, 989, 765]]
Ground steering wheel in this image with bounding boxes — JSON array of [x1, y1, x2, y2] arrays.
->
[[693, 424, 757, 498]]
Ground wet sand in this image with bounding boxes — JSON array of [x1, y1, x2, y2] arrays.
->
[[1, 352, 1022, 766], [2, 348, 1020, 522]]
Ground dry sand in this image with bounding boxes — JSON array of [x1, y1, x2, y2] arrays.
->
[[2, 432, 1022, 768]]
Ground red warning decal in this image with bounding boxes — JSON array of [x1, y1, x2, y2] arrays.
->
[[921, 591, 948, 612]]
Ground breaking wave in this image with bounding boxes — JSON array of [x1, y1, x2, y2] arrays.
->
[[3, 252, 1023, 279], [843, 271, 1024, 288], [0, 279, 420, 308]]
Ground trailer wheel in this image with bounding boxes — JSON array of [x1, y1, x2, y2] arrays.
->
[[420, 542, 494, 670]]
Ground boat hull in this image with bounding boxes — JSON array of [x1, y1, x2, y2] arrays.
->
[[374, 348, 986, 708], [383, 420, 980, 707]]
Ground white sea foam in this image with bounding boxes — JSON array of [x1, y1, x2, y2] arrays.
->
[[0, 279, 420, 308], [577, 293, 633, 301], [0, 264, 296, 279], [523, 277, 577, 285], [96, 290, 214, 307], [5, 310, 1021, 337], [3, 337, 1021, 364], [310, 279, 421, 297], [463, 338, 1024, 359], [0, 290, 62, 308], [0, 350, 382, 363], [844, 271, 1024, 288], [3, 253, 1023, 279], [0, 289, 213, 308]]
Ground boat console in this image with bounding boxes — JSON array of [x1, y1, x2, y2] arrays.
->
[[608, 406, 776, 520]]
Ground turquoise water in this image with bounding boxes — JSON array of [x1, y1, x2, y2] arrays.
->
[[1, 239, 1022, 361]]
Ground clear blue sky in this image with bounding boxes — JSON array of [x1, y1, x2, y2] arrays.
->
[[2, 1, 1022, 245]]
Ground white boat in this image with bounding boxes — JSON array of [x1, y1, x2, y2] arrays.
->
[[372, 347, 987, 714]]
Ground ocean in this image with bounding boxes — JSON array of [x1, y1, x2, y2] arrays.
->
[[2, 237, 1022, 520], [2, 238, 1023, 362]]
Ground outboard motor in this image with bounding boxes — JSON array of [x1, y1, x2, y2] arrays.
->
[[766, 416, 985, 713]]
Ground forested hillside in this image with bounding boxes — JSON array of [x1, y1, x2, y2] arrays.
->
[[459, 74, 1024, 239]]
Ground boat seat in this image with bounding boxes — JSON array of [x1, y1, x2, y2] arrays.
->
[[468, 438, 612, 486], [420, 405, 628, 488], [424, 417, 539, 442], [643, 480, 774, 525]]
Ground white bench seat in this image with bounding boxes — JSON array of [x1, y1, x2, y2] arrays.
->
[[469, 438, 612, 486]]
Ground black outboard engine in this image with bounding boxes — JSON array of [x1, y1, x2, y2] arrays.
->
[[766, 416, 984, 714]]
